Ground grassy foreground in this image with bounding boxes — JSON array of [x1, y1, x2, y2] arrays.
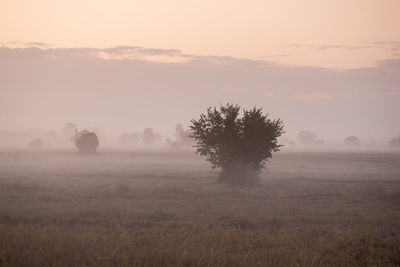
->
[[0, 150, 399, 266]]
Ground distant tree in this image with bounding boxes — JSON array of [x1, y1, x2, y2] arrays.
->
[[191, 104, 284, 184], [297, 131, 317, 145], [279, 137, 295, 146], [117, 133, 140, 146], [142, 128, 155, 145], [388, 136, 400, 148], [154, 132, 163, 144], [73, 130, 99, 153], [175, 124, 193, 147], [314, 139, 325, 144], [43, 130, 61, 146], [344, 136, 360, 145], [90, 126, 107, 144], [63, 122, 77, 139], [167, 124, 193, 148], [27, 138, 42, 150]]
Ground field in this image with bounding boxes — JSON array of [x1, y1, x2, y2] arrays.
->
[[0, 150, 399, 266]]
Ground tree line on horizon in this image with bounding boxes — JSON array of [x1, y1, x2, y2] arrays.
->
[[2, 103, 400, 184], [0, 104, 399, 152], [16, 125, 400, 152]]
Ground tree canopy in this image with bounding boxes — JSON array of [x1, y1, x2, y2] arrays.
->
[[73, 130, 99, 154], [190, 104, 284, 184]]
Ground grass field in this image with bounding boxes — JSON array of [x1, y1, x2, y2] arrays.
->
[[0, 150, 399, 266]]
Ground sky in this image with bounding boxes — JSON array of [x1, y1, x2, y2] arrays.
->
[[0, 0, 399, 144], [1, 0, 400, 68]]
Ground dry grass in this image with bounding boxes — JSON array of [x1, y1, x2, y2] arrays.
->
[[0, 150, 399, 266]]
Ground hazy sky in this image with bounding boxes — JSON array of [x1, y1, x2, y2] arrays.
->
[[0, 0, 399, 144], [1, 0, 399, 68]]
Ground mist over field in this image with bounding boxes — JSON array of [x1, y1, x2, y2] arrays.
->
[[1, 0, 400, 266], [0, 149, 399, 266], [1, 45, 399, 144]]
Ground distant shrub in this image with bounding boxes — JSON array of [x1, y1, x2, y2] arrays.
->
[[388, 136, 400, 148], [142, 128, 155, 145], [297, 131, 324, 145], [117, 133, 140, 146], [344, 136, 360, 145], [73, 130, 99, 154], [167, 124, 194, 148], [63, 122, 77, 139], [27, 138, 42, 150], [297, 131, 316, 145]]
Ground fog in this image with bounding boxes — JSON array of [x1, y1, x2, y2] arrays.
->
[[1, 44, 399, 266], [1, 46, 399, 146], [2, 0, 400, 264]]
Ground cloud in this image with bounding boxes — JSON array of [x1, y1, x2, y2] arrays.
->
[[289, 43, 373, 51], [95, 46, 194, 63], [371, 41, 400, 46], [1, 43, 193, 63], [103, 46, 185, 57], [291, 92, 333, 101], [317, 45, 346, 50], [0, 45, 399, 142], [317, 45, 371, 50], [7, 41, 50, 48], [378, 58, 400, 71], [370, 41, 400, 52], [256, 54, 290, 59], [22, 42, 50, 48], [390, 90, 400, 96]]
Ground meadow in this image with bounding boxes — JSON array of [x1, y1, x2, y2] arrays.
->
[[0, 150, 399, 266]]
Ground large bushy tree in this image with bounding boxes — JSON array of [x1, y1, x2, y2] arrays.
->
[[190, 104, 284, 184]]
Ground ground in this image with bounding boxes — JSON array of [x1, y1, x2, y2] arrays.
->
[[0, 150, 399, 266]]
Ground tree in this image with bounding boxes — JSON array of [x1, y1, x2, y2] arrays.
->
[[175, 124, 193, 147], [167, 124, 194, 148], [344, 136, 360, 145], [388, 136, 400, 148], [297, 131, 324, 145], [72, 130, 99, 153], [142, 128, 155, 145], [63, 122, 77, 139], [297, 131, 316, 145], [190, 104, 284, 184], [117, 132, 140, 146], [27, 138, 42, 150]]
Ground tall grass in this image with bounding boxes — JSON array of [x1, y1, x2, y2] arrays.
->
[[0, 150, 399, 266]]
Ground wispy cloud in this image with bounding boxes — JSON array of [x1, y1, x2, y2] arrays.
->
[[317, 45, 346, 50], [1, 42, 194, 63], [289, 43, 373, 51], [22, 42, 50, 48], [317, 45, 371, 50], [256, 54, 290, 59], [378, 58, 400, 71], [8, 41, 50, 48], [96, 46, 194, 63], [390, 90, 400, 96], [371, 41, 400, 46]]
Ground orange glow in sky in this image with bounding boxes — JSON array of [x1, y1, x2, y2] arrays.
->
[[1, 0, 399, 69]]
